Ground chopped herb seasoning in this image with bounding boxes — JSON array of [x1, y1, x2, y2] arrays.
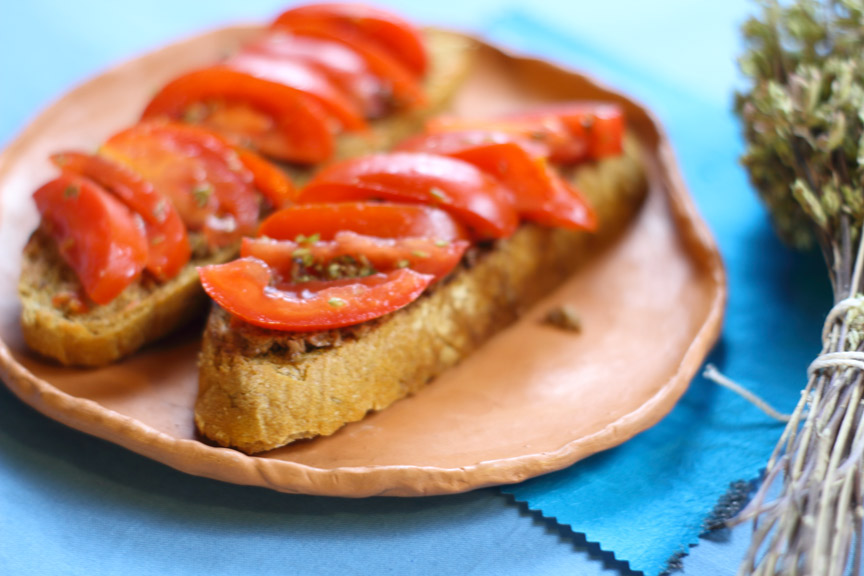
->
[[328, 297, 347, 308], [396, 259, 410, 268], [152, 199, 169, 222], [182, 103, 207, 124], [150, 235, 165, 245], [295, 233, 321, 244], [64, 185, 79, 199], [429, 187, 448, 202], [434, 239, 450, 247], [411, 250, 429, 258], [193, 183, 213, 207]]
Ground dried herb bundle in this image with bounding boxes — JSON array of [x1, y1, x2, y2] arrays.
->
[[736, 0, 864, 573]]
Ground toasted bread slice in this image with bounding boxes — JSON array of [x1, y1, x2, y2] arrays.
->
[[195, 136, 648, 454], [18, 29, 476, 367]]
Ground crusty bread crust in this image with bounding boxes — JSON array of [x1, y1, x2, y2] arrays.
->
[[195, 136, 648, 453], [19, 231, 235, 366], [18, 29, 476, 367]]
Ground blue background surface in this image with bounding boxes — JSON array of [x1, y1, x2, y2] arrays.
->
[[0, 1, 831, 574]]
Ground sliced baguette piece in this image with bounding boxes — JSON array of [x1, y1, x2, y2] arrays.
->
[[195, 135, 649, 454], [18, 29, 476, 367]]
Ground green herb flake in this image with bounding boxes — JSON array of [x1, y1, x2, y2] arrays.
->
[[411, 250, 430, 258], [295, 233, 321, 244], [64, 185, 79, 199], [429, 187, 448, 202], [151, 235, 165, 245], [152, 199, 169, 223], [396, 259, 410, 268], [434, 239, 450, 247], [192, 183, 213, 208], [328, 297, 347, 308], [182, 103, 207, 124]]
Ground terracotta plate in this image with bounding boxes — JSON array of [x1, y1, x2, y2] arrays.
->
[[0, 27, 725, 497]]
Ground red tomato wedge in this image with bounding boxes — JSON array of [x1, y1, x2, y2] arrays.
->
[[275, 22, 425, 110], [427, 102, 625, 164], [198, 257, 432, 331], [49, 152, 190, 281], [259, 202, 468, 241], [226, 52, 366, 131], [299, 152, 518, 239], [243, 32, 389, 117], [234, 148, 295, 209], [34, 174, 148, 305], [141, 67, 334, 163], [396, 132, 596, 231], [272, 3, 427, 78], [101, 122, 260, 248], [243, 232, 468, 281]]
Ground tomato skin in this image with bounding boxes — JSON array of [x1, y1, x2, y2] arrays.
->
[[198, 258, 433, 331], [243, 32, 389, 117], [427, 103, 625, 164], [396, 130, 549, 158], [508, 102, 624, 160], [275, 22, 425, 110], [242, 232, 468, 281], [234, 148, 295, 209], [272, 3, 427, 78], [101, 122, 260, 248], [299, 152, 519, 239], [34, 174, 148, 305], [141, 67, 335, 164], [258, 202, 468, 241], [50, 152, 191, 281], [226, 52, 367, 131], [395, 132, 596, 231]]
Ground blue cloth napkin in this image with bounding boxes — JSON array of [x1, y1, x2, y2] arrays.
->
[[489, 10, 832, 576]]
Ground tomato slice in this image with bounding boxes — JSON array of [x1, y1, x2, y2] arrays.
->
[[243, 232, 468, 281], [141, 66, 334, 164], [275, 22, 425, 110], [243, 31, 389, 118], [427, 103, 625, 164], [272, 3, 427, 78], [226, 52, 366, 131], [234, 148, 295, 209], [258, 202, 468, 241], [101, 122, 260, 248], [396, 132, 596, 230], [509, 102, 625, 160], [299, 152, 518, 239], [198, 257, 432, 331], [34, 173, 148, 305], [50, 152, 190, 281]]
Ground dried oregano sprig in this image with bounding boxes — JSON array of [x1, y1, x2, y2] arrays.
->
[[737, 0, 864, 263], [735, 1, 864, 574]]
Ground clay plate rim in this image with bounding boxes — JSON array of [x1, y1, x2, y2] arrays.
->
[[0, 26, 726, 497]]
